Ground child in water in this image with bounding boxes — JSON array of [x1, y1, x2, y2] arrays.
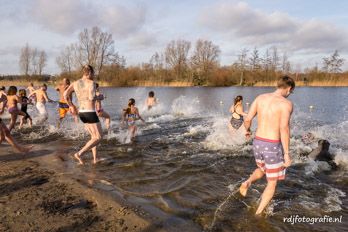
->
[[146, 91, 157, 110], [6, 86, 26, 131], [95, 83, 111, 130], [122, 98, 145, 140], [18, 89, 33, 128]]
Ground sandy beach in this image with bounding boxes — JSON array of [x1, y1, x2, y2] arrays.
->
[[0, 143, 153, 232]]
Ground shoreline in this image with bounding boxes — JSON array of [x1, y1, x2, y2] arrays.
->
[[1, 80, 348, 87], [0, 143, 153, 231]]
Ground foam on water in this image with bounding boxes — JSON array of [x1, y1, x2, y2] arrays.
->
[[171, 95, 201, 117]]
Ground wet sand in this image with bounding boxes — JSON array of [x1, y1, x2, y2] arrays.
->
[[0, 144, 153, 232]]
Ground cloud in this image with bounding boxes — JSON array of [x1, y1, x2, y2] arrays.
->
[[199, 1, 348, 53], [127, 31, 157, 49], [29, 0, 146, 37]]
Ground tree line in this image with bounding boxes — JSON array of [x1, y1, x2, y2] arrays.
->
[[18, 26, 347, 86]]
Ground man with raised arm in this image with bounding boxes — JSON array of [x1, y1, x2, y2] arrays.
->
[[239, 76, 295, 215], [64, 65, 103, 165]]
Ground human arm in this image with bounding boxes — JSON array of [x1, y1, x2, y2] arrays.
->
[[64, 84, 77, 115], [136, 108, 145, 122], [280, 102, 293, 167], [243, 97, 258, 138]]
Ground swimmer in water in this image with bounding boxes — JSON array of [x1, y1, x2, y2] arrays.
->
[[64, 65, 103, 165], [18, 89, 33, 129], [228, 95, 247, 131], [240, 76, 295, 216], [28, 84, 54, 123], [0, 88, 33, 153], [26, 83, 36, 104], [95, 83, 111, 130], [146, 91, 157, 110], [56, 78, 78, 128], [122, 98, 145, 140], [6, 86, 27, 131]]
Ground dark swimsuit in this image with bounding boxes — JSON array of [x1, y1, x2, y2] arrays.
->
[[79, 111, 100, 124], [230, 104, 244, 130], [21, 97, 31, 120]]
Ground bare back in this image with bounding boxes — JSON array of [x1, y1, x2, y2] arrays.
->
[[73, 79, 96, 111], [255, 93, 292, 140]]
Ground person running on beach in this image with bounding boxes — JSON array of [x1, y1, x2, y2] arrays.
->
[[229, 95, 247, 131], [56, 78, 78, 127], [26, 83, 36, 103], [122, 98, 145, 140], [239, 76, 295, 215], [6, 86, 27, 131], [64, 65, 103, 165], [0, 91, 33, 153], [29, 84, 53, 122], [95, 83, 110, 130], [0, 86, 7, 109], [146, 91, 157, 110], [18, 89, 33, 129]]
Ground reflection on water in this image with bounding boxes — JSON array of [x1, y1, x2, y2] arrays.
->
[[9, 87, 348, 231]]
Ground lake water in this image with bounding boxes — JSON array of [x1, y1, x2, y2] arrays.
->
[[8, 87, 348, 231]]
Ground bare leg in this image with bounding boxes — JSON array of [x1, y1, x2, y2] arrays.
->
[[240, 168, 264, 197], [74, 123, 103, 164], [28, 117, 32, 127], [1, 122, 33, 153], [19, 116, 24, 129], [8, 113, 17, 132], [255, 180, 277, 215]]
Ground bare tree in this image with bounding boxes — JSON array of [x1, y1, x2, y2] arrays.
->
[[237, 48, 248, 85], [19, 43, 31, 75], [165, 40, 191, 79], [38, 51, 47, 75], [75, 26, 117, 76], [281, 52, 291, 74], [270, 46, 280, 71], [249, 47, 261, 71], [322, 50, 345, 73], [31, 48, 39, 75], [191, 39, 220, 81], [56, 45, 74, 74]]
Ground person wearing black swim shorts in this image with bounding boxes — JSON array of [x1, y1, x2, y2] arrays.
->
[[64, 65, 103, 165]]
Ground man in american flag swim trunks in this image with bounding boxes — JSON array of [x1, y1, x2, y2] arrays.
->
[[239, 76, 295, 215]]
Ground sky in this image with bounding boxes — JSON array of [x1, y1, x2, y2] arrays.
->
[[1, 0, 348, 75]]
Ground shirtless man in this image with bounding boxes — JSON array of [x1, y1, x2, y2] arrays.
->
[[239, 76, 295, 215], [0, 96, 33, 153], [29, 84, 53, 122], [64, 65, 103, 165], [56, 78, 77, 127]]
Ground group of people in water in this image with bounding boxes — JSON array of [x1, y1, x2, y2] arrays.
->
[[0, 65, 296, 215]]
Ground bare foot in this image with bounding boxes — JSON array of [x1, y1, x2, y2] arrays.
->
[[20, 145, 34, 154], [93, 158, 99, 164], [74, 153, 84, 165], [239, 180, 251, 197]]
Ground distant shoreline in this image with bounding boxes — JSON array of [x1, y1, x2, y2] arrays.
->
[[1, 80, 348, 87]]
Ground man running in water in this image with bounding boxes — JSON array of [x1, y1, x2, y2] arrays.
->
[[28, 84, 53, 122], [64, 65, 103, 165], [239, 76, 295, 215], [56, 78, 77, 127]]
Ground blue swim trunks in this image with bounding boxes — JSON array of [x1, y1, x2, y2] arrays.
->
[[253, 136, 286, 181]]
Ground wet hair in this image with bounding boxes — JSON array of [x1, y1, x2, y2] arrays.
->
[[29, 83, 34, 87], [96, 83, 99, 88], [0, 86, 5, 91], [125, 98, 136, 114], [42, 84, 47, 89], [234, 95, 243, 106], [19, 89, 27, 97], [148, 91, 155, 97], [277, 75, 295, 90], [64, 78, 70, 85], [82, 65, 94, 76], [7, 86, 17, 96]]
